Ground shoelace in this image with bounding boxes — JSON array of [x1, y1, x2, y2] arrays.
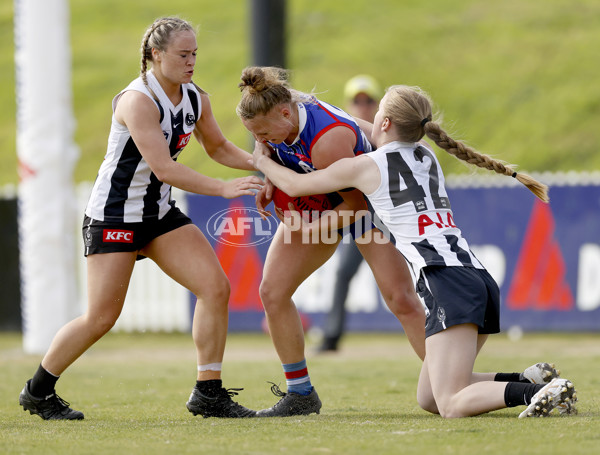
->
[[219, 387, 244, 398], [215, 387, 255, 415], [48, 394, 73, 416], [266, 382, 292, 411], [212, 387, 247, 408], [267, 382, 287, 398]]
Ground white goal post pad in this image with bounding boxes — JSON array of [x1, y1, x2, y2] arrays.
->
[[15, 0, 80, 354]]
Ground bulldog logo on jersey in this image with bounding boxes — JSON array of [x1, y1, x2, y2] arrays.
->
[[185, 113, 196, 126]]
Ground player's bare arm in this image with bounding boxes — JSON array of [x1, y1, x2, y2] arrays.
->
[[310, 126, 368, 227], [253, 138, 378, 206]]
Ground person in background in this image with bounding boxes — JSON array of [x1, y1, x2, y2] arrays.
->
[[18, 17, 262, 420], [318, 74, 383, 353]]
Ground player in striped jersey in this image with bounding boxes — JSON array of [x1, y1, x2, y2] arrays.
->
[[253, 85, 578, 418], [237, 67, 426, 417], [19, 17, 262, 421]]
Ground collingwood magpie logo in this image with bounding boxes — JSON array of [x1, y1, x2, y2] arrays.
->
[[185, 113, 196, 126], [84, 230, 92, 247], [437, 307, 446, 324]]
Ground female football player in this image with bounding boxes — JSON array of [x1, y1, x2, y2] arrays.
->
[[237, 66, 428, 417], [19, 17, 262, 420]]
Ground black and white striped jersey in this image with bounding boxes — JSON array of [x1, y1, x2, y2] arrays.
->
[[85, 71, 201, 222], [364, 141, 483, 276]]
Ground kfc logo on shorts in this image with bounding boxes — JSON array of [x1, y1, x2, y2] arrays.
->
[[177, 132, 192, 149], [103, 229, 134, 243]]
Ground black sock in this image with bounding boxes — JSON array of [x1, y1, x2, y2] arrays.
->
[[495, 372, 535, 383], [195, 379, 223, 396], [504, 382, 544, 407], [29, 364, 59, 398], [495, 372, 522, 382]]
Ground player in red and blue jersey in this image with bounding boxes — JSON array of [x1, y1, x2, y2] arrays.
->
[[267, 96, 372, 221], [268, 96, 370, 172], [237, 66, 427, 417]]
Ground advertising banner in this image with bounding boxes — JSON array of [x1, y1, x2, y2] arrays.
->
[[187, 183, 600, 332]]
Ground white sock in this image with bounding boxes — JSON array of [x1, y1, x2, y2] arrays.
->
[[197, 363, 222, 372]]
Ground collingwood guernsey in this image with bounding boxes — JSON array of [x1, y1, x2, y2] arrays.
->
[[85, 71, 201, 222], [364, 141, 483, 277]]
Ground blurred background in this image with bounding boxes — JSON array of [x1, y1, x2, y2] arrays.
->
[[2, 0, 600, 185], [1, 0, 600, 348]]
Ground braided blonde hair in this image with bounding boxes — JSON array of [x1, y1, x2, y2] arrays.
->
[[384, 85, 549, 202]]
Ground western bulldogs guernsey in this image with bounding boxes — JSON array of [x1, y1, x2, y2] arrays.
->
[[85, 71, 201, 222], [269, 98, 372, 174], [364, 141, 483, 277]]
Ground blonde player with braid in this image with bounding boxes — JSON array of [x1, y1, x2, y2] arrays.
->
[[253, 84, 578, 418], [19, 17, 263, 420]]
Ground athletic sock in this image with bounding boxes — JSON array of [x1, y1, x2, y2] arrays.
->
[[195, 379, 223, 397], [504, 382, 544, 407], [495, 372, 541, 383], [29, 364, 59, 398], [494, 372, 522, 382], [283, 359, 313, 396]]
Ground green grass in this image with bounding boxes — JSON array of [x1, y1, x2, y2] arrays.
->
[[2, 0, 600, 187], [2, 332, 599, 454]]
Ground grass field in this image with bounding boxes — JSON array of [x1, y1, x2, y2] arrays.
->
[[1, 331, 599, 454]]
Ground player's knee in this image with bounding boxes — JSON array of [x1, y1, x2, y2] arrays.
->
[[210, 276, 231, 303], [85, 313, 119, 339], [258, 279, 289, 314], [195, 273, 230, 305], [437, 406, 463, 419], [386, 288, 423, 318], [435, 397, 467, 419], [418, 400, 440, 415], [258, 279, 276, 307], [417, 390, 439, 415]]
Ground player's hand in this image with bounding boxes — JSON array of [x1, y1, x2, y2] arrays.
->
[[221, 175, 264, 199], [252, 141, 272, 170], [255, 176, 274, 220]]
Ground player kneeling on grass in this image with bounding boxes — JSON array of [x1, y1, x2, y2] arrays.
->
[[252, 84, 578, 418]]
